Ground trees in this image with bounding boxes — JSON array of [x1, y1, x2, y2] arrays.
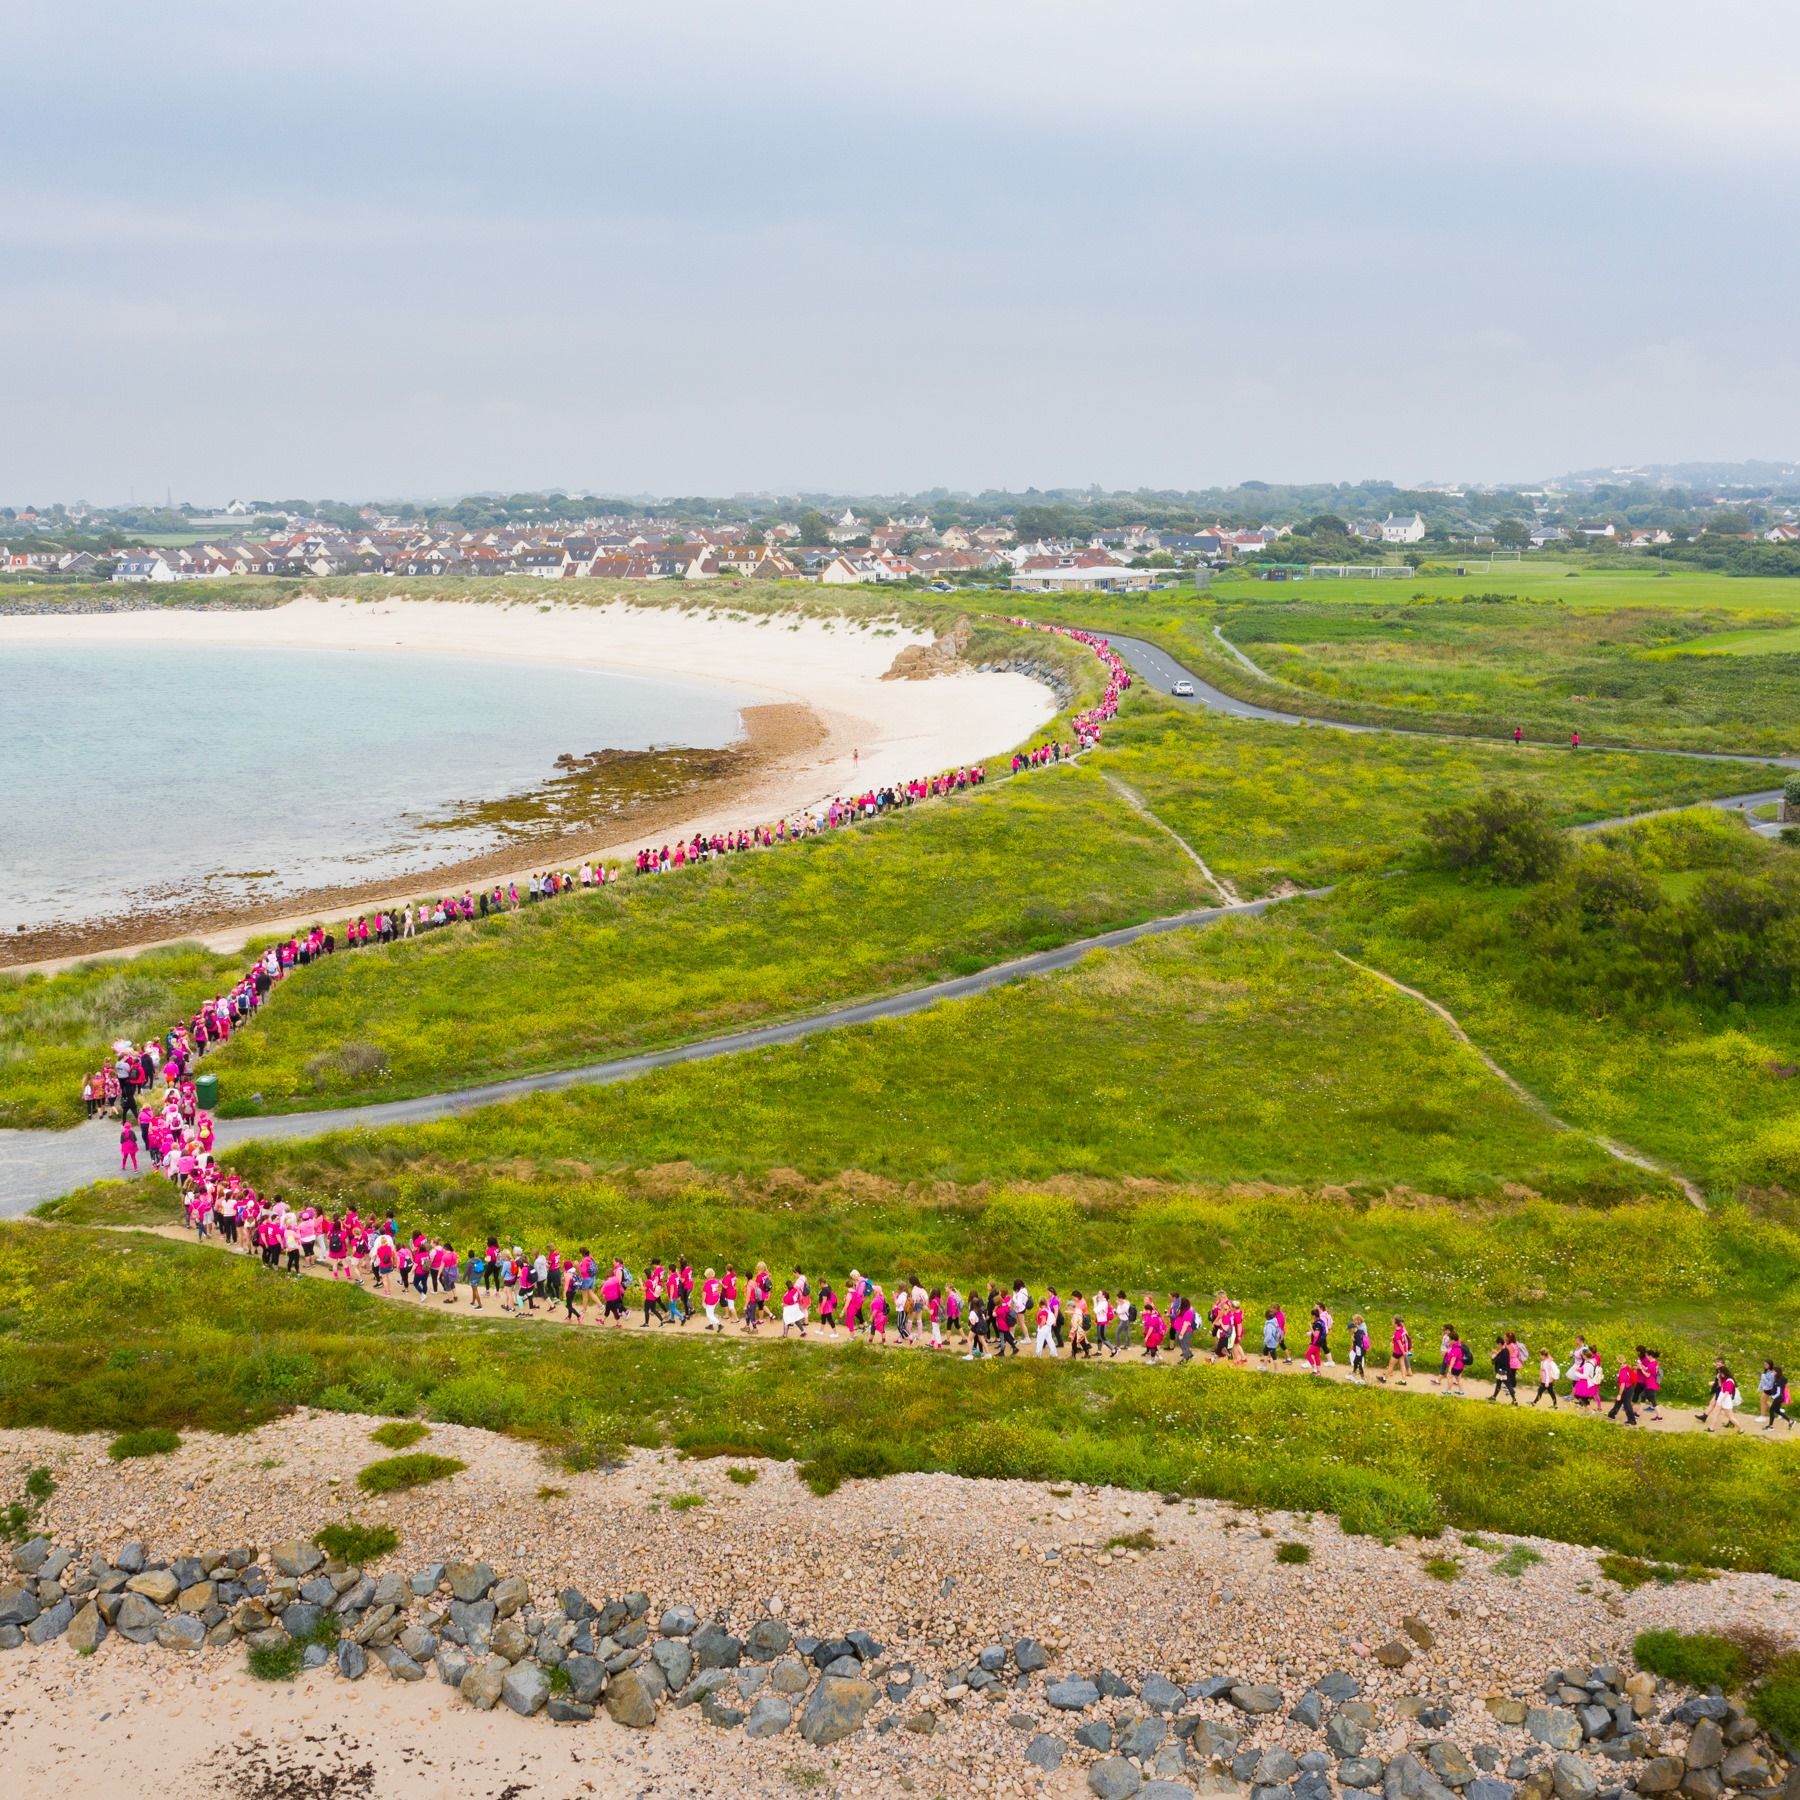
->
[[1492, 518, 1530, 550], [795, 509, 835, 546], [1423, 789, 1568, 885]]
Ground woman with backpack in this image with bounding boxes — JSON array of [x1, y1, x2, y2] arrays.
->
[[1348, 1315, 1370, 1383], [1697, 1360, 1739, 1431], [1381, 1317, 1413, 1384], [1531, 1346, 1561, 1407], [1766, 1367, 1791, 1432]]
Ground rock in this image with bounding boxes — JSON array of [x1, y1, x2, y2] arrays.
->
[[337, 1639, 368, 1680], [1489, 1701, 1531, 1727], [1292, 1691, 1325, 1730], [1718, 1747, 1771, 1791], [113, 1593, 164, 1643], [1330, 1717, 1371, 1758], [1551, 1756, 1597, 1800], [622, 1592, 650, 1621], [561, 1654, 606, 1706], [499, 1661, 547, 1715], [379, 1646, 426, 1682], [1530, 1710, 1585, 1753], [676, 1668, 735, 1709], [979, 1643, 1008, 1673], [281, 1602, 325, 1641], [491, 1575, 529, 1620], [156, 1614, 206, 1651], [1144, 1786, 1198, 1800], [448, 1597, 496, 1642], [460, 1658, 508, 1710], [1635, 1759, 1685, 1795], [398, 1625, 435, 1663], [700, 1692, 746, 1729], [692, 1623, 743, 1670], [546, 1696, 595, 1723], [1015, 1637, 1049, 1674], [1144, 1674, 1186, 1714], [1579, 1707, 1613, 1742], [1686, 1723, 1726, 1772], [302, 1643, 332, 1670], [659, 1605, 698, 1637], [447, 1562, 496, 1603], [113, 1543, 146, 1575], [1429, 1745, 1477, 1788], [1090, 1757, 1145, 1799], [368, 1572, 408, 1611], [1680, 1772, 1724, 1800], [1050, 1678, 1102, 1710], [1027, 1734, 1066, 1771], [491, 1618, 531, 1662], [1230, 1684, 1285, 1715], [606, 1664, 667, 1729], [771, 1656, 810, 1695], [1191, 1777, 1250, 1799], [1122, 1717, 1168, 1760], [1467, 1783, 1514, 1800], [1377, 1642, 1415, 1670], [26, 1599, 74, 1645], [410, 1564, 446, 1597], [1077, 1721, 1116, 1752], [1667, 1700, 1730, 1728], [651, 1637, 694, 1690], [1402, 1617, 1437, 1651], [299, 1576, 337, 1607], [745, 1618, 791, 1661], [1191, 1676, 1239, 1702], [1096, 1668, 1135, 1699], [1340, 1761, 1387, 1791], [1473, 1749, 1500, 1774], [66, 1603, 105, 1655], [179, 1581, 217, 1614], [845, 1629, 882, 1661], [10, 1538, 51, 1577], [800, 1676, 877, 1746], [1255, 1750, 1301, 1785], [39, 1550, 73, 1586], [271, 1541, 323, 1580], [745, 1696, 793, 1738], [125, 1569, 179, 1606]]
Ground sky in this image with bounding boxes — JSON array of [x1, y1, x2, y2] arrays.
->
[[6, 0, 1797, 504]]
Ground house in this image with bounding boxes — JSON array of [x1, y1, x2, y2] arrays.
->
[[113, 553, 176, 583], [1577, 522, 1617, 540], [517, 548, 567, 578], [1764, 523, 1800, 544], [1528, 525, 1568, 548], [1625, 528, 1675, 549], [225, 498, 251, 516], [1010, 552, 1154, 593], [1377, 512, 1426, 545]]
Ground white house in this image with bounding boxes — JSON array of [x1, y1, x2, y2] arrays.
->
[[1010, 553, 1154, 593], [1378, 512, 1426, 544], [113, 553, 177, 583]]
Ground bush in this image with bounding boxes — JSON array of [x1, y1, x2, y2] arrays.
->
[[1275, 1540, 1312, 1565], [108, 1427, 180, 1460], [1424, 789, 1569, 884], [369, 1420, 428, 1450], [1783, 774, 1800, 808], [1749, 1656, 1800, 1749], [314, 1521, 399, 1565], [1492, 1545, 1543, 1578], [247, 1639, 303, 1681], [726, 1466, 759, 1486], [1422, 1554, 1463, 1581], [357, 1453, 465, 1494], [1633, 1629, 1747, 1692]]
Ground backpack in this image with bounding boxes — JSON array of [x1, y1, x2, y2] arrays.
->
[[328, 1227, 345, 1256]]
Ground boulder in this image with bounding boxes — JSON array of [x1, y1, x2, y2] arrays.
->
[[1144, 1785, 1201, 1800], [745, 1696, 793, 1738], [823, 1655, 861, 1679], [1143, 1674, 1185, 1714], [125, 1569, 180, 1606], [1191, 1721, 1244, 1761], [501, 1662, 548, 1715], [1488, 1701, 1531, 1727], [1254, 1749, 1301, 1785], [605, 1664, 667, 1729], [490, 1618, 531, 1662], [156, 1614, 207, 1652], [562, 1654, 607, 1706], [1686, 1723, 1726, 1771], [1016, 1637, 1050, 1674], [1089, 1757, 1145, 1799], [1329, 1716, 1369, 1758], [378, 1646, 426, 1683], [1528, 1710, 1584, 1753], [66, 1603, 106, 1655], [546, 1697, 595, 1724], [26, 1599, 74, 1645], [447, 1562, 496, 1603], [1026, 1734, 1066, 1771], [691, 1623, 743, 1670], [10, 1538, 51, 1577], [178, 1582, 216, 1614], [652, 1639, 694, 1691], [746, 1619, 791, 1661], [1464, 1784, 1513, 1800], [281, 1602, 325, 1641], [1428, 1744, 1477, 1787], [1550, 1756, 1596, 1800], [1121, 1716, 1167, 1759], [1291, 1690, 1325, 1730], [1050, 1678, 1102, 1710], [1340, 1762, 1386, 1792], [491, 1575, 530, 1620], [337, 1640, 368, 1680], [1718, 1747, 1772, 1791], [771, 1656, 810, 1695], [271, 1541, 323, 1580], [1076, 1721, 1115, 1753], [1636, 1758, 1685, 1795], [1230, 1684, 1285, 1715], [302, 1644, 332, 1671], [799, 1675, 877, 1746], [460, 1658, 508, 1710], [113, 1593, 164, 1643], [700, 1691, 746, 1729], [410, 1564, 446, 1597], [659, 1605, 698, 1637], [114, 1543, 146, 1575]]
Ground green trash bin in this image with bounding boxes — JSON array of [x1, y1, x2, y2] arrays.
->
[[194, 1072, 220, 1110]]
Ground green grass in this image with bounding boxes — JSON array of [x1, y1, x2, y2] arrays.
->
[[247, 1640, 305, 1681], [369, 1420, 428, 1450], [1422, 1553, 1463, 1581], [356, 1452, 466, 1494], [1633, 1627, 1747, 1691], [1304, 813, 1800, 1197], [1275, 1539, 1311, 1564], [313, 1521, 400, 1564], [667, 1492, 706, 1512], [1491, 1544, 1543, 1577], [0, 1226, 1794, 1573], [107, 1426, 180, 1459], [212, 917, 1647, 1200], [1105, 1529, 1158, 1552], [1598, 1553, 1717, 1591], [726, 1466, 759, 1486], [1750, 1657, 1800, 1747], [1095, 699, 1779, 900]]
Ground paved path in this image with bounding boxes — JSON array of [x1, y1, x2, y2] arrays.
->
[[0, 891, 1301, 1218]]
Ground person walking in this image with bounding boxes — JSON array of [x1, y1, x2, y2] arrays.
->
[[1531, 1346, 1561, 1407]]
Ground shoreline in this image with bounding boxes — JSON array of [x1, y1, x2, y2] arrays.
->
[[0, 597, 1057, 972]]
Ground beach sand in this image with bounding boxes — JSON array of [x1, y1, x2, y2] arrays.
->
[[1, 597, 1055, 969]]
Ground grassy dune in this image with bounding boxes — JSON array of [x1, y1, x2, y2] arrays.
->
[[0, 1225, 1793, 1572]]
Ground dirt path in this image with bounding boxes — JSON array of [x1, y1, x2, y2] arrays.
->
[[1101, 773, 1243, 904], [108, 1220, 1793, 1444]]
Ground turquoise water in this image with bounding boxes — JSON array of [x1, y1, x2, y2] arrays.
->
[[0, 643, 747, 930]]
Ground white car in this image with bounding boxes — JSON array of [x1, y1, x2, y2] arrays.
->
[[1171, 678, 1195, 697]]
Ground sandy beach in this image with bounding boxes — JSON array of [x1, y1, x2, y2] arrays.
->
[[1, 597, 1055, 969]]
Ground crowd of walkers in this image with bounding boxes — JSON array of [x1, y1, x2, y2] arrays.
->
[[81, 622, 1131, 1133]]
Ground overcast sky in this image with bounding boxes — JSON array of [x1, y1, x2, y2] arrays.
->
[[6, 0, 1796, 503]]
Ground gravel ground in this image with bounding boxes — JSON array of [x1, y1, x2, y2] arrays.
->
[[1, 1416, 1793, 1800]]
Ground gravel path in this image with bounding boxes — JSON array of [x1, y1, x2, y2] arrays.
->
[[1, 1419, 1791, 1799]]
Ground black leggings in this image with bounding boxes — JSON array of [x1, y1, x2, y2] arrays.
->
[[1492, 1369, 1517, 1402], [1532, 1382, 1558, 1407]]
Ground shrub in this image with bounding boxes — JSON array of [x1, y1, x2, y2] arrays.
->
[[1633, 1629, 1746, 1692], [108, 1427, 180, 1460], [247, 1639, 303, 1681], [1275, 1540, 1312, 1565], [1783, 774, 1800, 808], [1749, 1655, 1800, 1748], [726, 1466, 759, 1486], [1599, 1554, 1715, 1591], [1105, 1529, 1158, 1552], [1424, 789, 1568, 885], [357, 1453, 465, 1494], [369, 1420, 428, 1450], [314, 1521, 399, 1565], [668, 1493, 706, 1512], [1423, 1554, 1463, 1581], [1492, 1545, 1544, 1578]]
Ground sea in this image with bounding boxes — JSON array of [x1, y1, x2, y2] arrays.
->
[[0, 641, 749, 932]]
